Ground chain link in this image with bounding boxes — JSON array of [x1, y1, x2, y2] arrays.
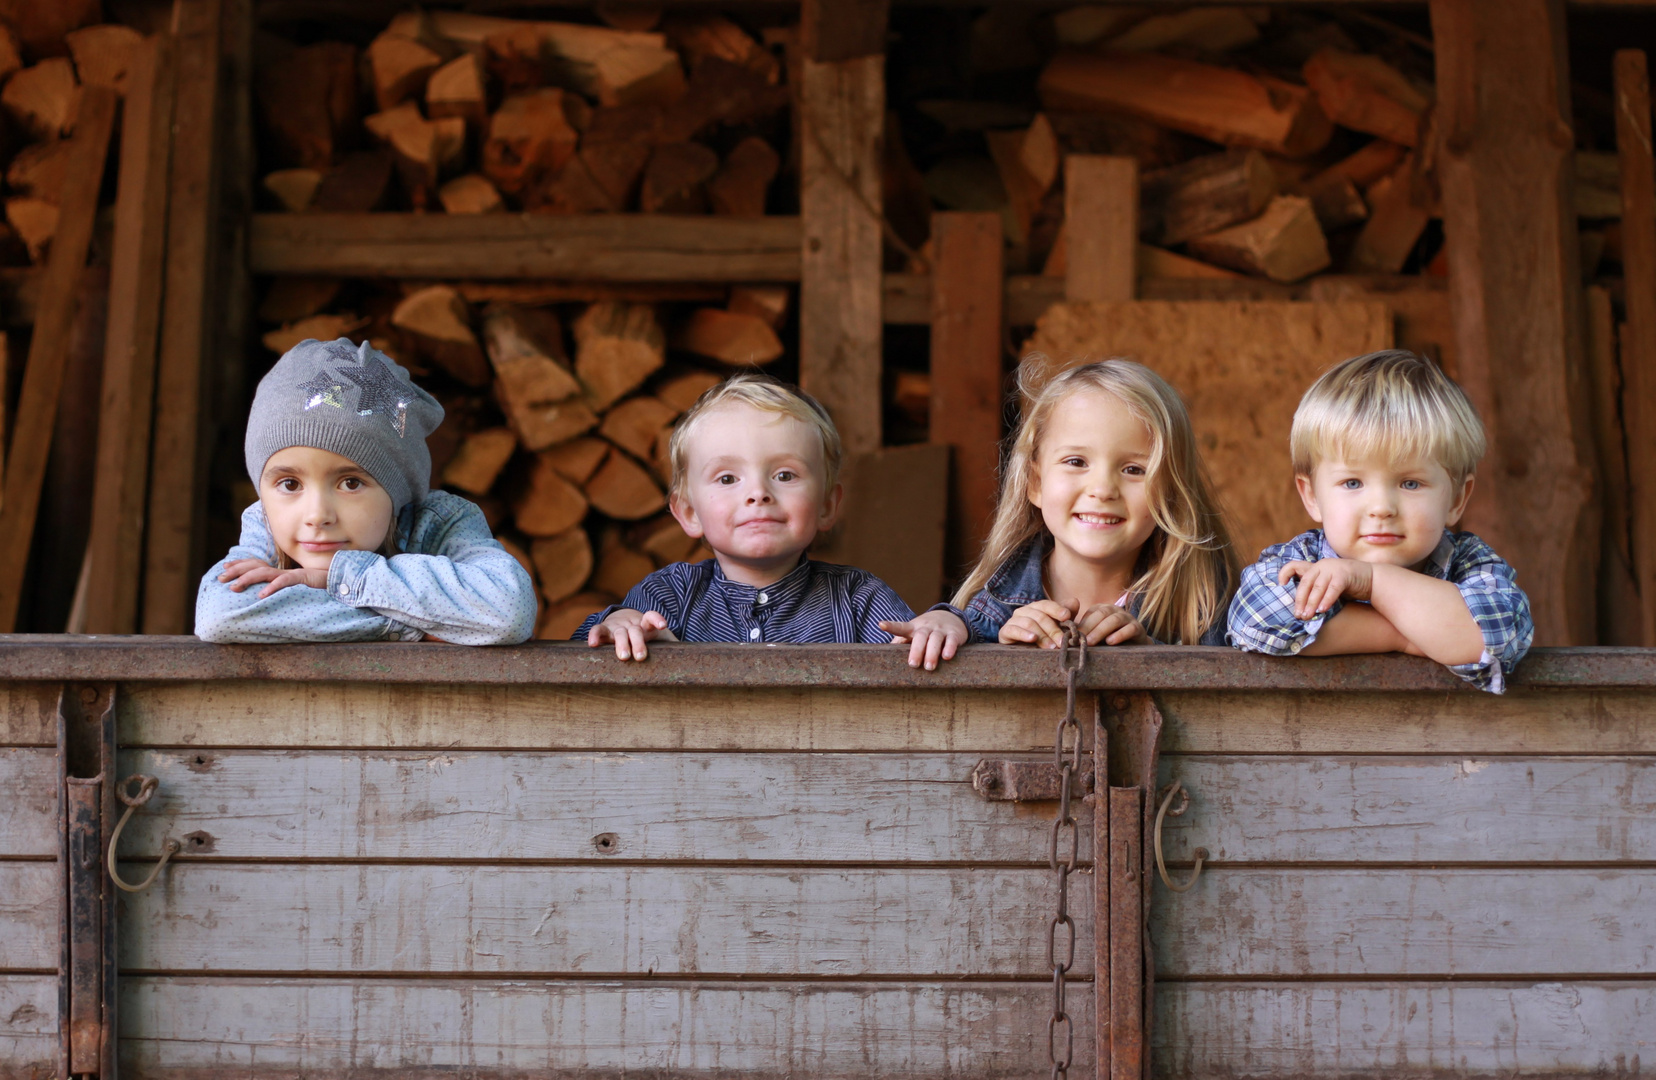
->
[[1047, 622, 1086, 1078]]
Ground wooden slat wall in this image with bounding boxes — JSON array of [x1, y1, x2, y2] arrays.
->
[[0, 687, 56, 1075], [1149, 688, 1656, 1072]]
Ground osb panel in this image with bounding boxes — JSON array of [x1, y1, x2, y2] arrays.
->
[[1024, 300, 1393, 564]]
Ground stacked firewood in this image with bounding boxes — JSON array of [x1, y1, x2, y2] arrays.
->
[[259, 279, 791, 638], [255, 10, 790, 216]]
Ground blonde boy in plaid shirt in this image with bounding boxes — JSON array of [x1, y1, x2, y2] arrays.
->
[[1227, 350, 1533, 692]]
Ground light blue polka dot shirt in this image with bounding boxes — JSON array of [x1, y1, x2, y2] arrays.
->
[[195, 491, 537, 645]]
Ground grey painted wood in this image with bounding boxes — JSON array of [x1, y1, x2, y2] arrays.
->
[[0, 683, 56, 747], [1158, 688, 1656, 753], [1155, 755, 1656, 863], [116, 749, 1086, 862], [119, 683, 1070, 752], [0, 975, 56, 1073], [0, 864, 54, 970], [121, 864, 1087, 977], [1153, 868, 1656, 977], [1155, 981, 1656, 1073], [119, 976, 1092, 1076], [0, 748, 54, 857]]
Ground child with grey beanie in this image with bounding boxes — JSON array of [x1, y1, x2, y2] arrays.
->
[[195, 338, 537, 644]]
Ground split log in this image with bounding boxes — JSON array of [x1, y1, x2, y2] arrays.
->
[[1046, 111, 1193, 171], [1576, 151, 1622, 219], [3, 59, 80, 140], [1185, 194, 1331, 283], [260, 313, 365, 356], [513, 453, 590, 535], [483, 89, 580, 198], [497, 535, 535, 584], [460, 282, 723, 305], [655, 368, 721, 412], [6, 140, 72, 201], [538, 590, 613, 639], [599, 395, 677, 460], [728, 284, 788, 329], [984, 129, 1044, 245], [1313, 139, 1408, 192], [591, 541, 655, 597], [481, 304, 588, 450], [439, 173, 504, 214], [484, 25, 547, 95], [1051, 7, 1141, 47], [0, 24, 19, 84], [531, 527, 594, 603], [1304, 172, 1369, 231], [441, 426, 518, 495], [632, 513, 699, 564], [66, 24, 145, 94], [256, 41, 358, 169], [390, 284, 491, 386], [1107, 8, 1261, 53], [1140, 149, 1277, 247], [1347, 159, 1429, 274], [1303, 48, 1430, 147], [1138, 244, 1244, 280], [661, 56, 788, 141], [367, 32, 444, 112], [544, 437, 610, 484], [258, 278, 341, 323], [540, 23, 683, 108], [1, 0, 100, 59], [5, 198, 57, 262], [641, 141, 718, 213], [707, 135, 779, 217], [538, 139, 652, 213], [674, 308, 782, 366], [1038, 51, 1332, 157], [262, 168, 322, 212], [893, 370, 929, 426], [664, 13, 777, 81], [426, 52, 488, 131], [365, 101, 465, 204], [586, 450, 666, 519], [1019, 113, 1061, 196], [598, 2, 664, 33], [574, 301, 665, 409], [311, 149, 393, 212]]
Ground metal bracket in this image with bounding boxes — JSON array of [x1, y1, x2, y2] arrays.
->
[[970, 758, 1095, 802], [58, 682, 118, 1080]]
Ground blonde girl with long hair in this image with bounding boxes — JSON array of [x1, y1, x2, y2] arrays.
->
[[954, 358, 1238, 647]]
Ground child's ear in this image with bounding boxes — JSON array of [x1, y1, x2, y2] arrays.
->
[[1447, 472, 1476, 527], [1294, 473, 1324, 524], [1027, 465, 1044, 509], [668, 491, 705, 538], [816, 481, 845, 532]]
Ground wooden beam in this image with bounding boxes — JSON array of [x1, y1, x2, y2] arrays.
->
[[1065, 156, 1138, 303], [799, 54, 884, 456], [1430, 0, 1599, 645], [0, 87, 117, 631], [1585, 285, 1640, 643], [929, 212, 1004, 579], [144, 0, 224, 636], [250, 213, 802, 281], [801, 0, 889, 61], [1615, 49, 1656, 645], [85, 36, 176, 636]]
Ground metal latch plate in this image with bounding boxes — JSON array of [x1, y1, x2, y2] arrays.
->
[[971, 758, 1094, 801]]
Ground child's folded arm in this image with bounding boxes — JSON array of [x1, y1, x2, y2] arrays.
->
[[325, 494, 537, 645], [1439, 543, 1534, 693], [1226, 538, 1340, 655]]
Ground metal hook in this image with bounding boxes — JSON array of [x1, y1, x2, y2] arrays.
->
[[1153, 780, 1207, 894], [107, 774, 181, 893]]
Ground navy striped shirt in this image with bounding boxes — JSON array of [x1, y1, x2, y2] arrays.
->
[[574, 557, 916, 644]]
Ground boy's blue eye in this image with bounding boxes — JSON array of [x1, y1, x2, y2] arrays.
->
[[1400, 479, 1421, 490], [1340, 479, 1362, 490]]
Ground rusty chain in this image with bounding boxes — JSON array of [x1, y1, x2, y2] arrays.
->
[[1047, 622, 1086, 1078]]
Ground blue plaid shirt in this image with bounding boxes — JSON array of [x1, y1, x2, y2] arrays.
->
[[575, 557, 917, 644], [1227, 528, 1533, 692]]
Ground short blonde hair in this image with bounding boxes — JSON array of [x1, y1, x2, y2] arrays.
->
[[666, 373, 843, 499], [1291, 350, 1486, 483]]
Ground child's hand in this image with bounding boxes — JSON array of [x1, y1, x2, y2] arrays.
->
[[999, 600, 1075, 648], [880, 610, 969, 671], [1279, 557, 1374, 620], [218, 558, 329, 599], [1075, 602, 1150, 646], [587, 608, 677, 660]]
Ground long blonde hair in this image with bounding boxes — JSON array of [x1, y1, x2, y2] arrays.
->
[[952, 358, 1238, 645]]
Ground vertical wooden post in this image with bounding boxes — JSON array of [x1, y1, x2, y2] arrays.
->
[[1065, 156, 1139, 303], [1431, 0, 1599, 644], [145, 0, 225, 634], [86, 35, 177, 635], [930, 211, 1004, 577], [0, 88, 119, 632], [1585, 287, 1640, 644], [1614, 50, 1656, 644], [798, 0, 887, 457], [1092, 698, 1110, 1079], [1107, 786, 1144, 1080]]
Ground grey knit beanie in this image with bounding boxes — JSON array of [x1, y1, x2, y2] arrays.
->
[[246, 338, 445, 513]]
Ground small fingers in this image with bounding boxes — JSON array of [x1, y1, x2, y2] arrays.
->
[[256, 570, 307, 599], [640, 610, 669, 633], [999, 618, 1039, 645], [906, 632, 928, 668], [587, 623, 612, 648], [1278, 560, 1311, 587], [1104, 618, 1144, 646], [922, 630, 946, 671]]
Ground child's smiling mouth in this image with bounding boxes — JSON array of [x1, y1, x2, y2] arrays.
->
[[299, 539, 350, 551], [1073, 512, 1124, 528]]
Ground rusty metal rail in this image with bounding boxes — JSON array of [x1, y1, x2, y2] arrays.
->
[[0, 637, 1651, 688]]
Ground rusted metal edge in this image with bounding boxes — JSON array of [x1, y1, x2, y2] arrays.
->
[[0, 638, 1650, 688]]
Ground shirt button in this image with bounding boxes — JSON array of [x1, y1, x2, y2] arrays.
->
[[749, 628, 760, 640], [337, 585, 350, 598], [758, 591, 768, 604]]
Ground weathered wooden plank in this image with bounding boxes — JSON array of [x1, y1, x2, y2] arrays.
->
[[249, 213, 802, 281], [1616, 50, 1656, 646], [119, 684, 1069, 751], [1066, 155, 1138, 303], [121, 864, 1088, 977], [0, 864, 53, 971], [1155, 982, 1655, 1073], [119, 977, 1093, 1077], [116, 748, 1086, 861], [0, 975, 56, 1075], [1156, 755, 1656, 864], [0, 684, 58, 747], [1156, 869, 1656, 977], [1158, 689, 1656, 754], [0, 749, 55, 857]]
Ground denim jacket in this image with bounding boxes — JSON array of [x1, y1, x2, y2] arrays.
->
[[961, 535, 1227, 646], [195, 491, 537, 645]]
